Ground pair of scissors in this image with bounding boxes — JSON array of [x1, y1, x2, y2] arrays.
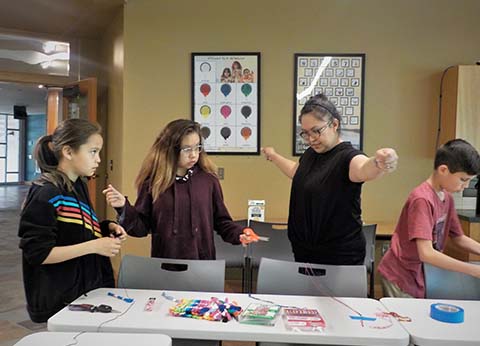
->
[[68, 303, 120, 313], [243, 228, 269, 242]]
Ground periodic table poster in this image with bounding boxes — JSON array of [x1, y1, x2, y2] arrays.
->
[[192, 53, 260, 155], [293, 53, 365, 156]]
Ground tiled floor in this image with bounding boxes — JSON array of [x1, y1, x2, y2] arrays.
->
[[0, 184, 46, 346]]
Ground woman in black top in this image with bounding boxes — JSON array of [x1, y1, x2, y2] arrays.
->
[[262, 94, 398, 265]]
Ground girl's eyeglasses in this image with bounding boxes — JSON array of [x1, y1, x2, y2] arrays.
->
[[180, 144, 203, 155]]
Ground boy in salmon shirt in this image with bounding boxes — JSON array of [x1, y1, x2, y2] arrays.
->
[[378, 139, 480, 298]]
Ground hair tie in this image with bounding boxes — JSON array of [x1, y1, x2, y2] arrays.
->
[[46, 136, 55, 151]]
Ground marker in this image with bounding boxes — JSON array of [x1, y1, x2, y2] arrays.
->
[[349, 315, 377, 321], [108, 291, 134, 303]]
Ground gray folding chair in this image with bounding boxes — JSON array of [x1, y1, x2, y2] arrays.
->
[[214, 219, 247, 268], [214, 219, 248, 293], [256, 257, 368, 297], [248, 220, 293, 266], [118, 255, 225, 291], [246, 220, 293, 293], [424, 262, 480, 300], [256, 258, 367, 346], [118, 255, 226, 346], [362, 223, 377, 298]]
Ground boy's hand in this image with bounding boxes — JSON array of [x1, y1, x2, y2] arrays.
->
[[471, 263, 480, 278]]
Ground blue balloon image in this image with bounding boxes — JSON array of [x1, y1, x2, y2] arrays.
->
[[220, 84, 232, 97]]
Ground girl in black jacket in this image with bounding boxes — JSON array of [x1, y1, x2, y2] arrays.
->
[[18, 118, 127, 323]]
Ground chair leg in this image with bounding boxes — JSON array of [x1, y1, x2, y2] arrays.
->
[[369, 269, 375, 298], [244, 256, 252, 294], [241, 266, 245, 293], [249, 265, 254, 293]]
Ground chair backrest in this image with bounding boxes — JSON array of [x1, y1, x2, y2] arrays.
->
[[235, 219, 248, 227], [118, 255, 226, 292], [362, 224, 377, 273], [256, 257, 368, 297], [248, 220, 293, 266], [213, 219, 247, 268], [424, 263, 480, 300]]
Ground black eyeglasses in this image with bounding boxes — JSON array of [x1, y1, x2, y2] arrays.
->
[[299, 121, 332, 141]]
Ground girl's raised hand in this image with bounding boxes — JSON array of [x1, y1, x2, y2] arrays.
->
[[102, 184, 126, 208]]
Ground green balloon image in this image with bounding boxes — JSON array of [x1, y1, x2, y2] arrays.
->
[[241, 83, 252, 97]]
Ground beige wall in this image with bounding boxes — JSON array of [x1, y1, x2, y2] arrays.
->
[[100, 9, 124, 220], [120, 0, 480, 224], [99, 9, 124, 271]]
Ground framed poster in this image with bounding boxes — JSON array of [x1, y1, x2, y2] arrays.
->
[[293, 53, 365, 156], [192, 53, 260, 155]]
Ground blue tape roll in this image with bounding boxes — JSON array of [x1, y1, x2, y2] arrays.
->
[[430, 303, 464, 323]]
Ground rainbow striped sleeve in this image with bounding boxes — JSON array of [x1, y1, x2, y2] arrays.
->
[[48, 195, 102, 238]]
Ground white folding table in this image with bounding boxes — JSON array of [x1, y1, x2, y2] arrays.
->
[[13, 332, 171, 346], [380, 297, 480, 346], [48, 288, 409, 345]]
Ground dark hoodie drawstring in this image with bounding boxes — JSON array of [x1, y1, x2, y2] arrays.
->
[[69, 179, 91, 300], [71, 181, 88, 239], [173, 167, 196, 236]]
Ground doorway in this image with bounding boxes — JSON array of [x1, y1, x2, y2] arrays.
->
[[0, 81, 47, 184]]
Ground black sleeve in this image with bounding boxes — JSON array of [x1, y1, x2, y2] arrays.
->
[[18, 185, 59, 266], [100, 220, 116, 237]]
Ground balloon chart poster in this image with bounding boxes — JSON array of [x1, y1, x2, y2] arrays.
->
[[293, 53, 365, 156], [192, 53, 260, 155]]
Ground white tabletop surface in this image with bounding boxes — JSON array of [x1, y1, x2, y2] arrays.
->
[[380, 297, 480, 346], [13, 332, 171, 346], [48, 288, 409, 345]]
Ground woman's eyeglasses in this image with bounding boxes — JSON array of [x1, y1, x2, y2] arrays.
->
[[299, 121, 332, 141]]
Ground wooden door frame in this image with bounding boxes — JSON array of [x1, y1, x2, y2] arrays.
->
[[0, 72, 99, 207]]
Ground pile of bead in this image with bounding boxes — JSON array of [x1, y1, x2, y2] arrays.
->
[[169, 297, 242, 322]]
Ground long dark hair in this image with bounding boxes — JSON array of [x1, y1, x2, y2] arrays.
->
[[135, 119, 217, 201], [34, 118, 102, 190]]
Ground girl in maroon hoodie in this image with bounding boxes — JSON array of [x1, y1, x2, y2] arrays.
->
[[103, 119, 256, 259]]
